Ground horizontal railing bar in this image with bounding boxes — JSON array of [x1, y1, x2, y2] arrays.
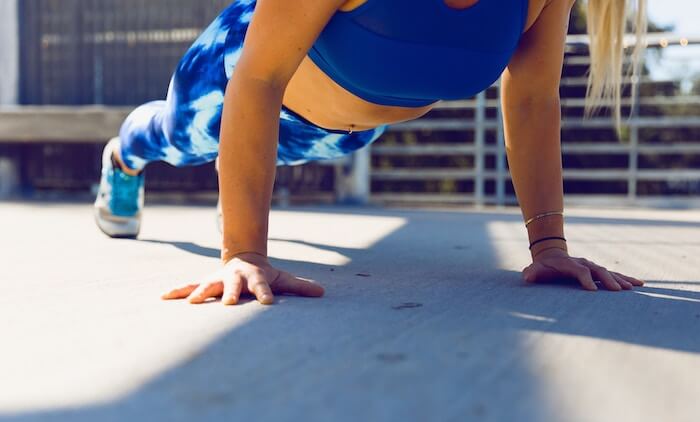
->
[[566, 55, 699, 66], [562, 117, 700, 129], [373, 142, 700, 156], [562, 195, 700, 207], [370, 193, 478, 203], [634, 144, 700, 153], [372, 169, 478, 179], [387, 120, 500, 131], [371, 193, 700, 207], [371, 168, 700, 181], [564, 56, 634, 66], [372, 144, 479, 155], [436, 96, 700, 110], [562, 143, 700, 154], [560, 76, 680, 87], [561, 96, 700, 107], [388, 116, 700, 132]]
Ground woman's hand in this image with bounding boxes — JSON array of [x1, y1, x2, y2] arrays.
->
[[161, 252, 324, 305], [521, 248, 645, 291]]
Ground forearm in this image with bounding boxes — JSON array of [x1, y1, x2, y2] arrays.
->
[[503, 96, 568, 259], [218, 74, 285, 263]]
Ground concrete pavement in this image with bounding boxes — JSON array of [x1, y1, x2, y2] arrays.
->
[[0, 201, 699, 421]]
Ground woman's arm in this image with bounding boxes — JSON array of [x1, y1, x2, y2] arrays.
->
[[163, 0, 346, 305], [219, 0, 346, 263], [501, 0, 644, 291], [501, 0, 573, 260]]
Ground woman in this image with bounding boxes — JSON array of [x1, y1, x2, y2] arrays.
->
[[94, 0, 648, 305]]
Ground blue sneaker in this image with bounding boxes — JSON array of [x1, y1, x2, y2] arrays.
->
[[94, 138, 145, 238]]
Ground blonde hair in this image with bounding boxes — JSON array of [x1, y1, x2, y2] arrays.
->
[[585, 0, 648, 127]]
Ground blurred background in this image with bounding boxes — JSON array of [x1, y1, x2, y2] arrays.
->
[[0, 0, 698, 208]]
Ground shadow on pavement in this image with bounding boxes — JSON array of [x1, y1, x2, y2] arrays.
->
[[3, 206, 699, 422]]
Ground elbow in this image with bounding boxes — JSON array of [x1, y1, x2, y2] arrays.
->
[[229, 58, 291, 97], [229, 71, 288, 98]]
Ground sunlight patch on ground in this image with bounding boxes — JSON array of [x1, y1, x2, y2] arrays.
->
[[485, 221, 530, 269], [634, 291, 700, 303], [517, 330, 700, 422], [268, 239, 352, 265], [0, 297, 267, 414], [508, 311, 557, 323], [0, 208, 407, 415], [269, 210, 407, 250]]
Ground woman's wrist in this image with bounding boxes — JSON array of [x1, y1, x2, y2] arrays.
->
[[221, 245, 268, 264], [525, 212, 567, 260], [531, 240, 568, 261]]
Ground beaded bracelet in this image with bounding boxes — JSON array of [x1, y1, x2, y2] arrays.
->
[[524, 211, 564, 227], [529, 236, 567, 250]]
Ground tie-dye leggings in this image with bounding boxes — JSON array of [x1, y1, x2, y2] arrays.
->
[[118, 0, 388, 171]]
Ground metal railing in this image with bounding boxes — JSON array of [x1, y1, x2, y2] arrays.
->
[[369, 35, 700, 207]]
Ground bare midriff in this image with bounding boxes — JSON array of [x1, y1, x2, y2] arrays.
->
[[281, 0, 545, 132]]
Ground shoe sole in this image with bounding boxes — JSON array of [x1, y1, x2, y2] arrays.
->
[[94, 207, 141, 239]]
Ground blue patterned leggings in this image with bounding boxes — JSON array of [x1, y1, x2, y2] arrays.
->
[[119, 0, 387, 171]]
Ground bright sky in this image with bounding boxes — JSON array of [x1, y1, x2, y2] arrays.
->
[[648, 0, 700, 36], [644, 1, 700, 86]]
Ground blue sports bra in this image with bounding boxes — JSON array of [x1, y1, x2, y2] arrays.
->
[[308, 0, 529, 107]]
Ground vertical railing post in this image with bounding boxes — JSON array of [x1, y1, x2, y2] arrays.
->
[[351, 147, 371, 204], [474, 91, 486, 207], [627, 68, 642, 204], [0, 0, 19, 105], [0, 0, 21, 199], [628, 122, 639, 204], [495, 82, 507, 206], [335, 148, 371, 205]]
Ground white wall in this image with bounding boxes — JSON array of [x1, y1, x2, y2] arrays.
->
[[0, 0, 19, 105]]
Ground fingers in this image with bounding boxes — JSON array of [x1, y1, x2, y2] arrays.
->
[[222, 274, 244, 306], [612, 271, 645, 287], [580, 259, 646, 291], [611, 272, 634, 290], [580, 259, 621, 291], [570, 264, 599, 291], [589, 264, 624, 291], [247, 271, 275, 305], [273, 271, 325, 297], [187, 281, 224, 304], [524, 253, 645, 293], [582, 259, 642, 291], [162, 284, 199, 300]]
